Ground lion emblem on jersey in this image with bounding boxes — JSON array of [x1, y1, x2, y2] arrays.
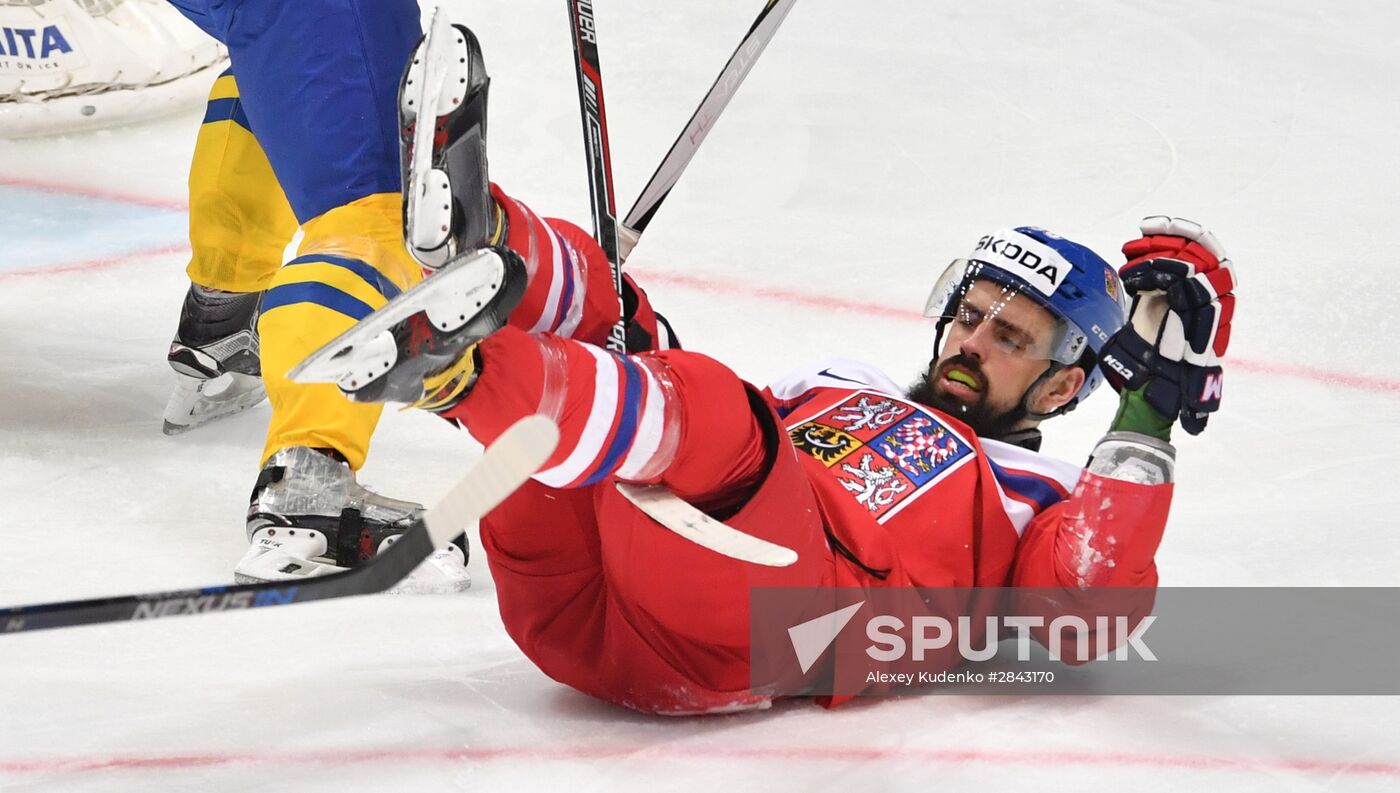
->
[[830, 396, 904, 433], [785, 390, 977, 523], [837, 453, 909, 511]]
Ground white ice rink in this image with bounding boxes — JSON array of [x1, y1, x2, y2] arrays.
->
[[3, 0, 1400, 790]]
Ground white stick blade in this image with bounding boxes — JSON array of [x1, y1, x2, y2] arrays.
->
[[615, 483, 799, 567], [423, 415, 560, 546]]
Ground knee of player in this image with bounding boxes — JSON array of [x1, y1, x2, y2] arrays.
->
[[661, 367, 778, 511], [261, 250, 407, 336], [300, 195, 423, 289]]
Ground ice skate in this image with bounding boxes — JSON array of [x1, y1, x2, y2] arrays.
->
[[292, 10, 520, 405], [162, 283, 267, 434], [237, 446, 470, 594], [399, 8, 499, 269], [289, 246, 526, 409]]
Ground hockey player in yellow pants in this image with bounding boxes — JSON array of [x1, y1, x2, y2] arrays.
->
[[161, 0, 468, 592]]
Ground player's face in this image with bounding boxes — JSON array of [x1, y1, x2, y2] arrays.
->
[[913, 280, 1067, 435]]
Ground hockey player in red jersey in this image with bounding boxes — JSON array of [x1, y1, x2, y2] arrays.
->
[[294, 23, 1237, 714]]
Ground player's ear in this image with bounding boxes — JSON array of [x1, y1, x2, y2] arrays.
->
[[1031, 366, 1086, 415]]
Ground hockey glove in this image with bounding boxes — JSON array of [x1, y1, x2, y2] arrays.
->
[[1099, 216, 1237, 435]]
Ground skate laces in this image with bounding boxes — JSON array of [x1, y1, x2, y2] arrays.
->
[[408, 343, 482, 413], [487, 199, 506, 246]]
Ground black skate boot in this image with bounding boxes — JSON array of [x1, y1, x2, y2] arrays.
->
[[400, 10, 502, 270], [162, 284, 266, 434], [238, 446, 470, 593], [289, 246, 528, 411]]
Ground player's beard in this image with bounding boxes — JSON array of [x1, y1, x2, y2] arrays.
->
[[907, 355, 1025, 440]]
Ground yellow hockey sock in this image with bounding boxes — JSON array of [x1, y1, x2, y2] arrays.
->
[[258, 193, 422, 469]]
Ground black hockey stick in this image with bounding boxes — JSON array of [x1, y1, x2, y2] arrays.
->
[[566, 0, 628, 354], [561, 4, 799, 568], [566, 1, 798, 307], [1, 416, 558, 634], [618, 0, 797, 263]]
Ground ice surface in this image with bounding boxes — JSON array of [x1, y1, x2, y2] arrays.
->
[[3, 1, 1399, 790]]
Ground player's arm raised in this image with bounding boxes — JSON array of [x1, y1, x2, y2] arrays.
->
[[1007, 217, 1238, 658], [1015, 216, 1239, 585]]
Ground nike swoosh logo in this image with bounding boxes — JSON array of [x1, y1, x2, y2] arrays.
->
[[817, 368, 865, 384]]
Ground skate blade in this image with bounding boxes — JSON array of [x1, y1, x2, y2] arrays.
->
[[404, 9, 471, 264], [162, 372, 266, 435], [385, 548, 472, 595], [289, 248, 506, 387]]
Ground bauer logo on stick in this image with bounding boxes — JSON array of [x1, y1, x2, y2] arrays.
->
[[574, 0, 597, 44]]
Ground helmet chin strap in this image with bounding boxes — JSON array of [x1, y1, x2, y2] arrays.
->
[[1020, 346, 1098, 422], [1018, 362, 1067, 423]]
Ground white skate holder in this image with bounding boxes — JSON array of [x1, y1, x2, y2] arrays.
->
[[288, 248, 507, 392], [402, 8, 472, 268]]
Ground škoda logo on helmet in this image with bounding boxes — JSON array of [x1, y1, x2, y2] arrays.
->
[[975, 235, 1061, 286]]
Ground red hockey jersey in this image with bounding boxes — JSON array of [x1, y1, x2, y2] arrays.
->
[[767, 359, 1172, 592], [765, 359, 1171, 702]]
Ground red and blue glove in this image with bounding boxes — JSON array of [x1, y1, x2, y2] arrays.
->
[[1099, 217, 1237, 435]]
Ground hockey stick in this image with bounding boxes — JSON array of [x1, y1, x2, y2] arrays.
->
[[618, 0, 798, 264], [565, 0, 628, 355], [563, 4, 797, 568], [616, 483, 799, 567], [1, 416, 559, 635]]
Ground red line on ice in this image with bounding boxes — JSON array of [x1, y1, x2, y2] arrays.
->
[[643, 269, 919, 322], [0, 174, 188, 212], [0, 243, 190, 280], [5, 228, 1394, 397], [1, 744, 1398, 778], [1227, 358, 1400, 395], [638, 269, 1400, 396]]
